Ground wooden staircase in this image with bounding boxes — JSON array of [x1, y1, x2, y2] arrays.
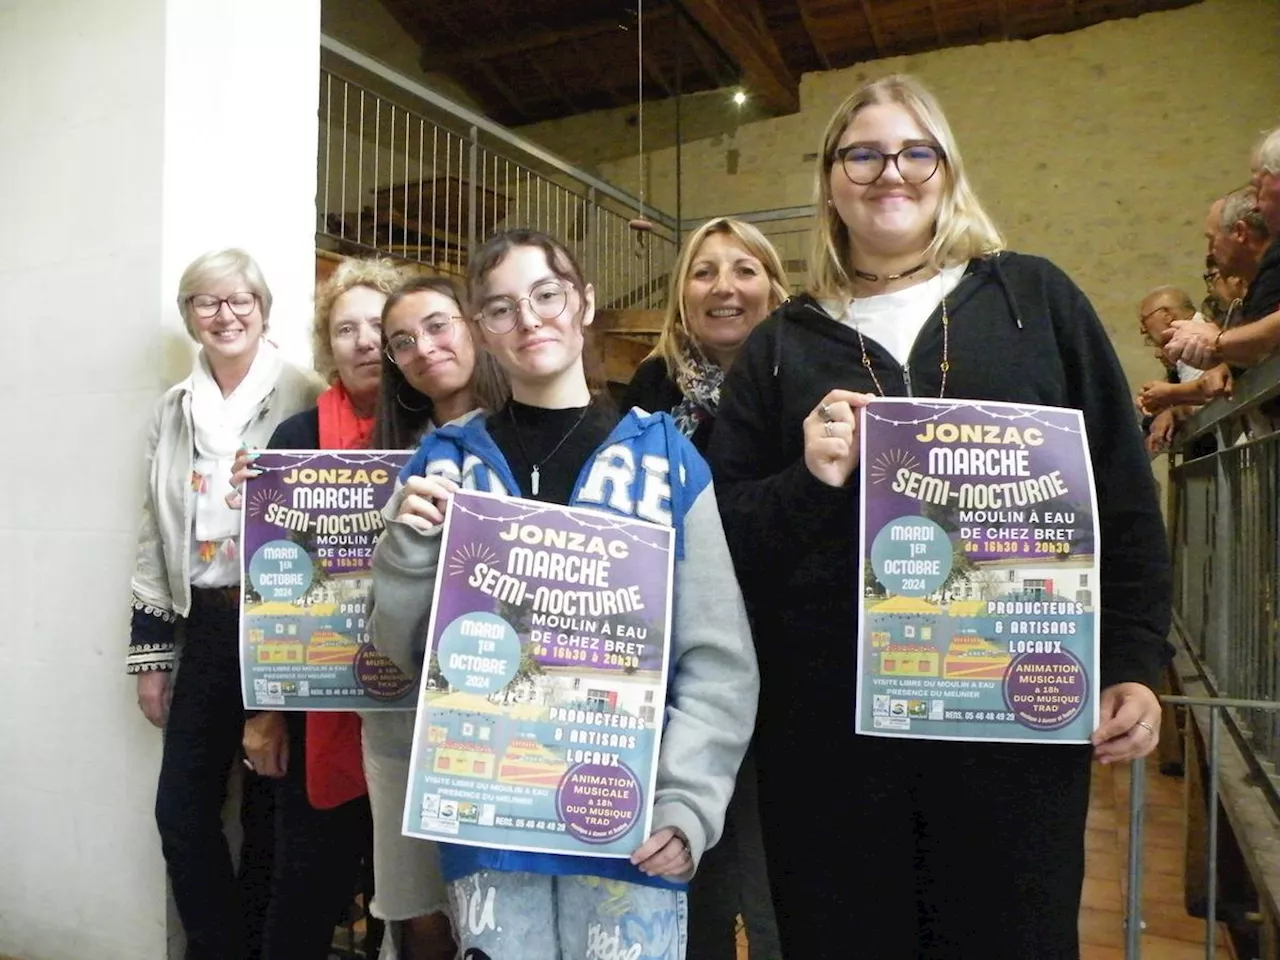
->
[[595, 308, 663, 386]]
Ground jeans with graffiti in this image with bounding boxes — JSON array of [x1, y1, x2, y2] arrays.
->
[[449, 870, 687, 960]]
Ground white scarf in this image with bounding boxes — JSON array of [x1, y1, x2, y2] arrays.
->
[[190, 339, 283, 545]]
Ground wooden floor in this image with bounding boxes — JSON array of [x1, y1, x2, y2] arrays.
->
[[1082, 756, 1231, 959], [735, 756, 1229, 960]]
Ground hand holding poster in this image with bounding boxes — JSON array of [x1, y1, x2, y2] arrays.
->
[[403, 490, 674, 858], [240, 451, 417, 710], [857, 399, 1100, 743]]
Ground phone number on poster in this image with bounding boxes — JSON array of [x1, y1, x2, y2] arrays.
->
[[944, 711, 1017, 722]]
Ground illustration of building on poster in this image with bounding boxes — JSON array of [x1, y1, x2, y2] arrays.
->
[[857, 398, 1100, 743], [402, 489, 674, 859], [240, 451, 417, 711]]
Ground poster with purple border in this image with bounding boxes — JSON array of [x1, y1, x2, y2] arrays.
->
[[856, 398, 1100, 743], [240, 451, 417, 711], [402, 489, 674, 858]]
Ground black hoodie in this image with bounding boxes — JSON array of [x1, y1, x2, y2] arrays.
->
[[708, 252, 1172, 745]]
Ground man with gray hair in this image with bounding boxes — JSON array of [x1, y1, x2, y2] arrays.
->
[[1252, 125, 1280, 235], [1205, 187, 1271, 291], [1136, 286, 1231, 454], [1166, 152, 1280, 369]]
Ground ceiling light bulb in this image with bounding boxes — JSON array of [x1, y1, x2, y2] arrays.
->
[[732, 90, 747, 106]]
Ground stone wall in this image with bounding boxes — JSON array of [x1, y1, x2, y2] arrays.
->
[[518, 0, 1280, 392]]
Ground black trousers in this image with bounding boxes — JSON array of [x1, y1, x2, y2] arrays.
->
[[757, 732, 1093, 960], [154, 589, 275, 960], [261, 712, 376, 960], [687, 749, 782, 960]]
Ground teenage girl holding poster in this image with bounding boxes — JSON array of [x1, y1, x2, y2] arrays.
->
[[367, 229, 758, 959]]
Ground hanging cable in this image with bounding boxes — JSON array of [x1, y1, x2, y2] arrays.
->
[[629, 0, 653, 249]]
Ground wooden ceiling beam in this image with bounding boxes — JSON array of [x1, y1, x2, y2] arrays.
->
[[859, 0, 887, 58], [681, 24, 737, 88], [793, 0, 833, 70], [927, 0, 947, 45], [428, 9, 668, 69], [641, 47, 675, 99], [995, 0, 1012, 39], [568, 37, 630, 110], [473, 61, 534, 121], [525, 56, 582, 117], [676, 0, 799, 113]]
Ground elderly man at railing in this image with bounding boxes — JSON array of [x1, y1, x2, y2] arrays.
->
[[1136, 285, 1233, 455], [1165, 127, 1280, 372]]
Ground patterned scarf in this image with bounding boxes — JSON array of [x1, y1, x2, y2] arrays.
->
[[672, 352, 725, 439], [189, 340, 282, 570]]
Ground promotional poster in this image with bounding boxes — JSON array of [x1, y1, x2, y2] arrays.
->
[[403, 490, 674, 858], [857, 398, 1100, 743], [240, 451, 417, 711]]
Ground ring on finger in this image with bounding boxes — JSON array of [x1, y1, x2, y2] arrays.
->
[[824, 421, 835, 438], [1136, 720, 1156, 736], [819, 402, 833, 422]]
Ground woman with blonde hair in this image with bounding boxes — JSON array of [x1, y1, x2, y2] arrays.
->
[[708, 75, 1171, 958], [129, 248, 322, 960], [624, 216, 785, 959], [623, 217, 788, 453]]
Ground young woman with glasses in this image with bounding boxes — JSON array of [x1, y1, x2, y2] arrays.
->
[[231, 272, 491, 960], [365, 275, 493, 960], [366, 229, 759, 960], [129, 248, 322, 960], [707, 75, 1172, 958]]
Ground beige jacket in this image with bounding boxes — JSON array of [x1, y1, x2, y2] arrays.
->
[[127, 361, 322, 673]]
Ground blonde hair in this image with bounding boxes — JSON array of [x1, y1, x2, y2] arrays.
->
[[809, 74, 1004, 300], [652, 217, 789, 381], [313, 257, 407, 382], [176, 248, 273, 338]]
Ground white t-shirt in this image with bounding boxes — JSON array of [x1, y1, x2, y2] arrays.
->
[[1174, 312, 1207, 384], [827, 263, 969, 368]]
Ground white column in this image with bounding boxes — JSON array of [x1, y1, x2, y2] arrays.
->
[[0, 1, 319, 958]]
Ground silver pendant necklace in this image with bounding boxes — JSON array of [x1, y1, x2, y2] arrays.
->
[[507, 403, 591, 496]]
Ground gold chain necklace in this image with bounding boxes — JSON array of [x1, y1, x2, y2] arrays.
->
[[852, 283, 950, 398]]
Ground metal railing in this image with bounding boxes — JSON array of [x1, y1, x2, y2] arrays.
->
[[1169, 354, 1280, 773], [317, 35, 677, 310], [1131, 354, 1280, 958]]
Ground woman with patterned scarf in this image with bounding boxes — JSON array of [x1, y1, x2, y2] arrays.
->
[[129, 248, 323, 960], [623, 217, 788, 454], [621, 217, 787, 959]]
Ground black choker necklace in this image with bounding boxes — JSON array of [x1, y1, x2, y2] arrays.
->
[[852, 261, 927, 283]]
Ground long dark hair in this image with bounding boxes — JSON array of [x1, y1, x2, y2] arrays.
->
[[465, 229, 610, 407], [370, 275, 497, 449]]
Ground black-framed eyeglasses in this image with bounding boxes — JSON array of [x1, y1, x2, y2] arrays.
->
[[833, 143, 945, 186], [1138, 305, 1172, 345], [188, 292, 258, 319], [476, 281, 570, 334], [384, 313, 461, 363]]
